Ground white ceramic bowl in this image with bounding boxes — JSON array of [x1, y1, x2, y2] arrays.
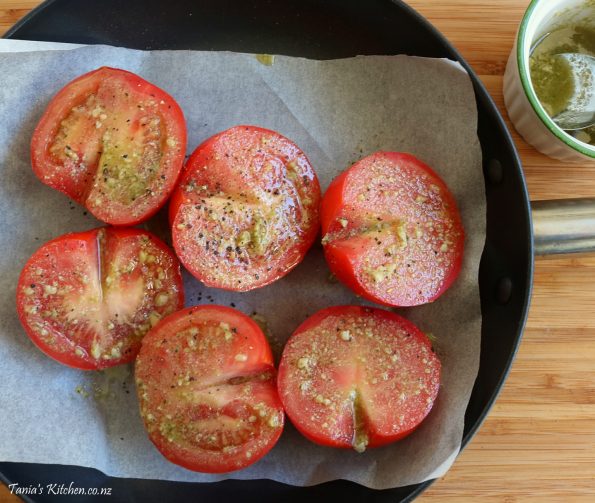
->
[[503, 0, 595, 162]]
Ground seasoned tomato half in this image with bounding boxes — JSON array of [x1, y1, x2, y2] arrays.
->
[[321, 152, 464, 307], [135, 305, 284, 473], [16, 227, 184, 370], [170, 125, 320, 291], [31, 67, 187, 225], [277, 305, 440, 452]]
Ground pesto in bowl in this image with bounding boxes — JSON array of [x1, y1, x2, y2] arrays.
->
[[530, 24, 595, 145]]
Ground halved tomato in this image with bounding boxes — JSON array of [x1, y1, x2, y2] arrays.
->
[[31, 67, 187, 226], [135, 305, 284, 473], [16, 227, 184, 370], [170, 125, 320, 291], [321, 152, 464, 307], [277, 305, 440, 452]]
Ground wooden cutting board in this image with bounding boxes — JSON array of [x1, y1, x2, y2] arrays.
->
[[1, 1, 594, 501]]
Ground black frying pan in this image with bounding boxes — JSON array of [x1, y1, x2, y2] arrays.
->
[[1, 0, 533, 501]]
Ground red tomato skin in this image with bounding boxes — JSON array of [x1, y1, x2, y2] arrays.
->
[[16, 227, 184, 370], [282, 389, 422, 450], [152, 398, 284, 474], [320, 152, 464, 307], [17, 231, 96, 370], [277, 305, 441, 450], [136, 305, 285, 473], [31, 67, 187, 226], [170, 125, 321, 292]]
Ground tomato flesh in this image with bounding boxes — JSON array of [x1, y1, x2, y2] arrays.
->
[[31, 67, 187, 225], [16, 227, 184, 370], [135, 306, 284, 473], [277, 305, 440, 452], [170, 125, 320, 291], [321, 152, 464, 307]]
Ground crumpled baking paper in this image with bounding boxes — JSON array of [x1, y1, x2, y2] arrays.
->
[[0, 41, 484, 489]]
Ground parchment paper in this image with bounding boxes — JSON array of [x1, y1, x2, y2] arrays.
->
[[0, 41, 485, 489]]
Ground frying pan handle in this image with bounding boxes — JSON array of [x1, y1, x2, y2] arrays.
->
[[532, 198, 595, 255]]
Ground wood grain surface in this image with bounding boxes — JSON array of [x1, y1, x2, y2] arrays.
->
[[2, 1, 595, 501]]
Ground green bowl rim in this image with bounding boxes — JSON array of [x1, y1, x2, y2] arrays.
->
[[517, 0, 595, 159]]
